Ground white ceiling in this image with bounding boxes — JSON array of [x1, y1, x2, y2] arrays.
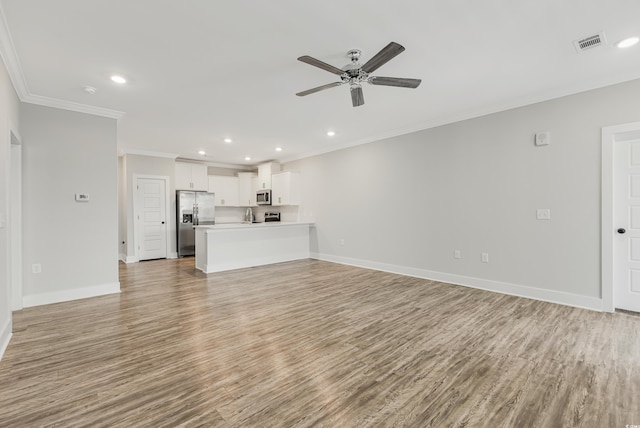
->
[[1, 0, 640, 166]]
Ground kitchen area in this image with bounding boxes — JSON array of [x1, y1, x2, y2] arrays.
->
[[172, 159, 314, 273]]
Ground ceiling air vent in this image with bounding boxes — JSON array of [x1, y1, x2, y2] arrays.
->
[[573, 32, 607, 53]]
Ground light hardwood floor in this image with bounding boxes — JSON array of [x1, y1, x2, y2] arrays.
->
[[1, 258, 639, 427]]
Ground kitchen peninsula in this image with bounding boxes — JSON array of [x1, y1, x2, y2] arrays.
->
[[194, 222, 314, 273]]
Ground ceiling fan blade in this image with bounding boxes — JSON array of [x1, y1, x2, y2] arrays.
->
[[361, 42, 405, 73], [297, 55, 346, 76], [296, 82, 344, 96], [369, 76, 422, 88], [350, 85, 364, 107]]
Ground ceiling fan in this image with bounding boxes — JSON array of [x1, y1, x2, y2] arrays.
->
[[296, 42, 421, 107]]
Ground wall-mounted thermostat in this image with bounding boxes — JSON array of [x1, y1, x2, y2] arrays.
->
[[535, 131, 550, 146], [75, 193, 90, 202]]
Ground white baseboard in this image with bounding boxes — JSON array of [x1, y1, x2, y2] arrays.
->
[[0, 316, 12, 362], [23, 282, 121, 308], [311, 253, 603, 312], [122, 253, 177, 263], [124, 255, 139, 263]]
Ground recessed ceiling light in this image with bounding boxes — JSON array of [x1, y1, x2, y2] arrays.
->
[[110, 75, 127, 84], [275, 147, 282, 152], [198, 150, 206, 155], [327, 131, 336, 137], [617, 37, 639, 48], [245, 156, 251, 161], [224, 138, 232, 143]]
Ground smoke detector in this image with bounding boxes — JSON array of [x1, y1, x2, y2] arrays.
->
[[573, 32, 607, 53]]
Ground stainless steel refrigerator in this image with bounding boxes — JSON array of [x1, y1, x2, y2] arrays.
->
[[177, 191, 216, 257]]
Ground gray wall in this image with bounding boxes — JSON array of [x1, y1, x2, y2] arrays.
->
[[286, 78, 640, 307], [21, 103, 119, 305], [120, 153, 176, 259], [0, 53, 20, 359]]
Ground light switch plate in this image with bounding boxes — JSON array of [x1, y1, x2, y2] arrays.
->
[[75, 193, 90, 202]]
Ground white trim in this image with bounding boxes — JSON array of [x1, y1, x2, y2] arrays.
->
[[0, 2, 28, 98], [176, 158, 254, 171], [0, 5, 124, 120], [601, 121, 640, 313], [0, 317, 11, 362], [22, 282, 121, 308], [124, 255, 139, 264], [22, 94, 124, 119], [312, 253, 604, 312], [132, 174, 171, 262], [9, 130, 22, 310], [121, 149, 179, 159]]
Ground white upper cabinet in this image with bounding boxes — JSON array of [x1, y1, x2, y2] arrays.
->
[[208, 175, 239, 206], [237, 172, 258, 207], [175, 162, 208, 191], [271, 171, 300, 206], [257, 161, 280, 190]]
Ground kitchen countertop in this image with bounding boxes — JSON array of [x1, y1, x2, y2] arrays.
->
[[194, 221, 314, 231]]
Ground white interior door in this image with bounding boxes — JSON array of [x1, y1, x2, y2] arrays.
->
[[613, 138, 640, 312], [136, 178, 167, 261]]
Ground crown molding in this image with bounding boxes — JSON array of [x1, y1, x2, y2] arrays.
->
[[0, 2, 28, 98], [121, 149, 179, 159], [0, 4, 125, 120], [176, 157, 253, 170], [22, 93, 124, 119]]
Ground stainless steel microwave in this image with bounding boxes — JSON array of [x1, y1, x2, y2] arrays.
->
[[256, 189, 271, 205]]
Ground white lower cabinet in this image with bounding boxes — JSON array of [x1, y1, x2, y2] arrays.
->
[[208, 176, 239, 206], [271, 171, 300, 206]]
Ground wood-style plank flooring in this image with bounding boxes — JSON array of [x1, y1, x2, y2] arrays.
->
[[1, 258, 639, 427]]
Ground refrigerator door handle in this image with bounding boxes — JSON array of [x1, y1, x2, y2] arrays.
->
[[193, 204, 198, 225]]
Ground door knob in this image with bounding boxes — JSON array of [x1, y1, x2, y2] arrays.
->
[[161, 221, 165, 224], [617, 228, 626, 234]]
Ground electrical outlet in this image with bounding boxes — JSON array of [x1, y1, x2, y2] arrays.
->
[[339, 238, 345, 246], [454, 250, 461, 259], [481, 253, 489, 263], [32, 263, 42, 274]]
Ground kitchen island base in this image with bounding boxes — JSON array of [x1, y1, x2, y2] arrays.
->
[[195, 222, 312, 273]]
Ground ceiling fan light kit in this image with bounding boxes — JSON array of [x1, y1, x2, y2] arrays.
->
[[296, 42, 422, 107]]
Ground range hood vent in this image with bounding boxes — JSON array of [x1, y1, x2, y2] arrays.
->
[[573, 32, 607, 53]]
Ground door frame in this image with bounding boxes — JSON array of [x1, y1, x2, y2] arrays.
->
[[601, 121, 640, 312], [8, 127, 22, 311], [132, 174, 171, 262]]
